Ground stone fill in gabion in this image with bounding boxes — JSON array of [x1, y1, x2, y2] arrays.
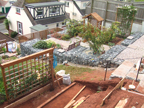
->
[[20, 32, 144, 66], [121, 32, 144, 46]]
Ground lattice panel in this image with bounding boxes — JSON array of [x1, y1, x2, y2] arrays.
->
[[1, 48, 54, 102]]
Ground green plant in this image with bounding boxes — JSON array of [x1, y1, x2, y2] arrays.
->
[[64, 19, 83, 37], [61, 34, 71, 40], [97, 91, 101, 93], [46, 40, 56, 48], [0, 57, 2, 64], [56, 44, 61, 49], [11, 31, 18, 38], [16, 48, 21, 55], [3, 18, 10, 31], [117, 5, 137, 35], [2, 47, 6, 55], [33, 41, 48, 49], [108, 42, 115, 47]]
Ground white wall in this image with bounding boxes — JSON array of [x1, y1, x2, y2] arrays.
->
[[7, 6, 33, 35], [60, 0, 83, 21], [45, 21, 65, 29]]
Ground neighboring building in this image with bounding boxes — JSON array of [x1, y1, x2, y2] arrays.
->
[[60, 0, 89, 21], [0, 0, 16, 13], [7, 0, 68, 35]]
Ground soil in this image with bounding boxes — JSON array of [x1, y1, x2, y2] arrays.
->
[[74, 67, 113, 82], [0, 78, 140, 108], [78, 79, 140, 108], [110, 37, 124, 45]]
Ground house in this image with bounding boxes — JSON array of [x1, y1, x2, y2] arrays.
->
[[0, 0, 16, 13], [7, 0, 68, 35], [60, 0, 89, 21]]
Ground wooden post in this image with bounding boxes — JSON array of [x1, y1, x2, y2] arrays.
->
[[130, 14, 134, 35], [136, 58, 142, 82], [6, 43, 8, 52], [0, 65, 9, 101], [91, 0, 94, 13], [115, 7, 118, 21], [103, 1, 108, 26]]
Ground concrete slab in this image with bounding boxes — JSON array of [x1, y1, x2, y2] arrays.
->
[[111, 60, 134, 78]]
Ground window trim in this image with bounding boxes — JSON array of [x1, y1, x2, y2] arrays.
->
[[37, 9, 43, 16], [17, 21, 23, 35], [65, 2, 69, 7], [50, 7, 59, 15]]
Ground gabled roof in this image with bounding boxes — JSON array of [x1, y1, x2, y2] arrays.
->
[[12, 0, 25, 8], [23, 6, 37, 25], [83, 12, 103, 22], [0, 0, 8, 7], [25, 2, 65, 8], [0, 32, 14, 42], [35, 15, 67, 25], [72, 0, 85, 16]]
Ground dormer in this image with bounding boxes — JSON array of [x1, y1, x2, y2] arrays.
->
[[25, 2, 65, 20]]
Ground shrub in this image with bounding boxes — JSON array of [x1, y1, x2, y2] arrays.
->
[[46, 40, 56, 48], [33, 40, 48, 49], [16, 48, 21, 55], [61, 34, 71, 40], [11, 31, 18, 38], [56, 44, 61, 49], [51, 32, 62, 39]]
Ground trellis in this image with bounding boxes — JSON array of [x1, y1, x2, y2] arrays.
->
[[115, 5, 137, 36], [0, 48, 55, 102]]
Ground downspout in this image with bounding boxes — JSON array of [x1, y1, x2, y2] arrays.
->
[[91, 0, 94, 13]]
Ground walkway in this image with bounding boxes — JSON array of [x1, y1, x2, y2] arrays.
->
[[110, 35, 144, 93]]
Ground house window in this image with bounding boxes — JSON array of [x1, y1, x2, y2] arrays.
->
[[65, 2, 69, 7], [50, 7, 59, 14], [83, 3, 87, 8], [17, 22, 23, 34], [16, 8, 20, 15], [37, 9, 43, 16]]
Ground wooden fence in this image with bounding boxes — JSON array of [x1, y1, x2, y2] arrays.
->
[[0, 48, 55, 102], [0, 39, 8, 53], [18, 28, 64, 43], [86, 0, 144, 25]]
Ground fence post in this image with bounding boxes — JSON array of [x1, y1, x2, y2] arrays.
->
[[6, 43, 8, 52], [103, 1, 108, 26], [0, 65, 9, 101], [91, 0, 94, 13]]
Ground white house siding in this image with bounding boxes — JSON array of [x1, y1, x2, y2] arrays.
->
[[46, 22, 64, 29], [60, 0, 83, 21], [77, 1, 88, 9], [0, 7, 2, 12], [7, 6, 33, 35]]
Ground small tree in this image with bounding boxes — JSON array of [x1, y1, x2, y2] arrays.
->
[[4, 18, 10, 31], [81, 22, 121, 54]]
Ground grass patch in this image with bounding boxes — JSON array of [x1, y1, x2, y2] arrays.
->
[[90, 78, 94, 80], [55, 65, 93, 81]]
